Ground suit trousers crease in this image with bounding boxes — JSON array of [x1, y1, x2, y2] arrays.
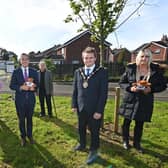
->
[[78, 111, 101, 151], [18, 102, 33, 138]]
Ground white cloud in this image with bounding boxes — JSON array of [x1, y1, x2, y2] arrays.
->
[[0, 0, 80, 55], [0, 0, 71, 31]]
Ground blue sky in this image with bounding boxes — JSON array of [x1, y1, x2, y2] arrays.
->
[[0, 0, 167, 56]]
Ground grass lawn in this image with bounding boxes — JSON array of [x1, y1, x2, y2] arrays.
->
[[0, 94, 168, 168]]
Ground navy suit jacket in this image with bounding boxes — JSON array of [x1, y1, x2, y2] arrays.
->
[[72, 66, 108, 114], [10, 67, 39, 113]]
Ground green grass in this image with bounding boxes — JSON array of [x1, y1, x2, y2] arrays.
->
[[0, 94, 168, 168]]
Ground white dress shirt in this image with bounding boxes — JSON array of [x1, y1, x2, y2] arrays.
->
[[21, 66, 29, 77], [84, 64, 95, 76]]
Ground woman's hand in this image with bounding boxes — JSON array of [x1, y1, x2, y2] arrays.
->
[[130, 86, 138, 92], [143, 87, 151, 94]]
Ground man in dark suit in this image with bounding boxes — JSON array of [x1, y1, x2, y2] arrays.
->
[[38, 60, 53, 117], [10, 53, 39, 147], [72, 47, 108, 164]]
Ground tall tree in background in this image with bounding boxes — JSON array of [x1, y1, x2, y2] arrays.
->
[[1, 49, 9, 61], [65, 0, 146, 66]]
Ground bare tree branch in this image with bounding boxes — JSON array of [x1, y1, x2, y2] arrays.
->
[[88, 0, 97, 20]]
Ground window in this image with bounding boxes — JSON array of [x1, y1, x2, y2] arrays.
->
[[62, 48, 64, 55], [153, 49, 161, 54], [54, 60, 61, 64], [72, 60, 79, 64]]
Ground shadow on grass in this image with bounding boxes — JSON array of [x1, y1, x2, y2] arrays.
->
[[94, 155, 115, 168], [0, 120, 66, 168], [100, 139, 152, 168], [78, 155, 114, 168], [34, 112, 78, 139], [143, 139, 168, 163], [35, 113, 156, 168]]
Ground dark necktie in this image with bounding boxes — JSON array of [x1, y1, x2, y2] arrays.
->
[[86, 68, 90, 76], [24, 68, 28, 81]]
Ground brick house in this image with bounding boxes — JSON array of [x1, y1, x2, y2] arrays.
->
[[132, 35, 168, 63], [109, 48, 131, 63], [55, 30, 112, 64], [29, 45, 64, 65], [29, 30, 112, 65]]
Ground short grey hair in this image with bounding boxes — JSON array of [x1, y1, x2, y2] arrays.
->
[[39, 60, 47, 68]]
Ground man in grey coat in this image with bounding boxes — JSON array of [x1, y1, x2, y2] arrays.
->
[[38, 60, 53, 117]]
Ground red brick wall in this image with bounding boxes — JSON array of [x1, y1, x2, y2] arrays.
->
[[65, 33, 100, 64], [57, 33, 110, 64], [131, 43, 168, 63], [149, 44, 166, 62]]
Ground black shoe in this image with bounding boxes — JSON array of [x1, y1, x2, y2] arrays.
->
[[86, 150, 98, 165], [21, 138, 26, 147], [74, 144, 85, 151], [123, 141, 130, 150], [39, 113, 45, 117], [48, 114, 53, 118], [28, 137, 35, 144], [133, 143, 143, 153]]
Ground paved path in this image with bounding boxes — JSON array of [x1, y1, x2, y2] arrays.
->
[[0, 81, 167, 101], [53, 82, 168, 101]]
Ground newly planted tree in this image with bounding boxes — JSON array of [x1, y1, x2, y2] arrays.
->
[[65, 0, 146, 65], [65, 0, 126, 65]]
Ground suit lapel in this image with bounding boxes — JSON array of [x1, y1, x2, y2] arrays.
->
[[18, 68, 25, 82], [92, 66, 99, 73], [82, 67, 86, 77], [29, 68, 33, 78]]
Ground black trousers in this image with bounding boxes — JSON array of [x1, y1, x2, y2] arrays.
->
[[78, 110, 101, 151], [39, 90, 52, 116], [122, 118, 144, 145]]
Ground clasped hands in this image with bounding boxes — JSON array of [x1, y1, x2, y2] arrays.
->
[[20, 83, 36, 91], [131, 86, 151, 94]]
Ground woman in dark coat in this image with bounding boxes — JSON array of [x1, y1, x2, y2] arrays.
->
[[119, 48, 167, 153]]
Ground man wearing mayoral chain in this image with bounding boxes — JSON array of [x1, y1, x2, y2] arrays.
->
[[72, 47, 108, 164]]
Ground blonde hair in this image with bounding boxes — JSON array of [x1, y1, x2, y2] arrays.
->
[[82, 47, 97, 58], [136, 49, 152, 66], [136, 49, 152, 82]]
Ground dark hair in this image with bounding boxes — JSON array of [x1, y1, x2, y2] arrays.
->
[[82, 47, 97, 58], [20, 53, 29, 58]]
